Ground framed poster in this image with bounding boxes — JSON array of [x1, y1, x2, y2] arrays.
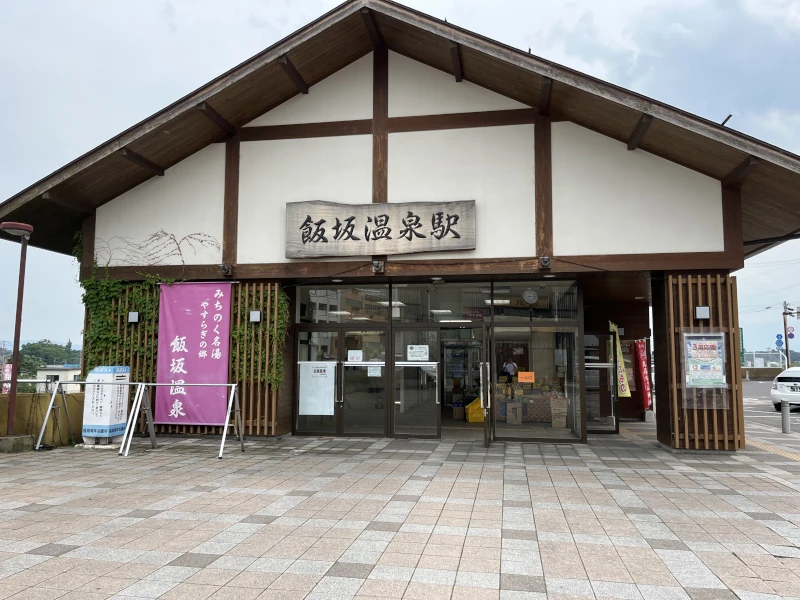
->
[[683, 332, 726, 389], [407, 345, 429, 361]]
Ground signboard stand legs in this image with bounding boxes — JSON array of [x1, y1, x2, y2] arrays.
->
[[218, 386, 245, 459], [35, 382, 75, 450], [120, 384, 156, 457], [119, 383, 244, 458]]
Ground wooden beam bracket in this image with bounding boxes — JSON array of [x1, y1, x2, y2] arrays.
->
[[41, 191, 93, 215], [278, 55, 309, 94], [722, 155, 760, 188], [197, 102, 236, 136], [361, 8, 384, 49], [627, 114, 653, 151], [538, 77, 552, 115], [118, 148, 164, 176], [450, 42, 463, 82]]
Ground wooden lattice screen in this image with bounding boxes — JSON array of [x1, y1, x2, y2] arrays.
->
[[653, 273, 745, 450], [84, 281, 283, 436]]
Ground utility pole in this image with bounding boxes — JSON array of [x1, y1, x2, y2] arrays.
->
[[784, 301, 795, 368]]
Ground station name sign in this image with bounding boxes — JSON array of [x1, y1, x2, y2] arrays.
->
[[285, 200, 476, 259]]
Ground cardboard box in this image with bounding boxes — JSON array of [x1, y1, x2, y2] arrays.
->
[[453, 406, 465, 420]]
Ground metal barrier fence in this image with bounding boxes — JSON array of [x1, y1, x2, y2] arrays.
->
[[3, 379, 244, 459]]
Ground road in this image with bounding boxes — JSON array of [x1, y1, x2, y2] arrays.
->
[[742, 379, 800, 431]]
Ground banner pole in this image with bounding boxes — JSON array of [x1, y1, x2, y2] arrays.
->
[[123, 385, 145, 457], [219, 385, 236, 459], [60, 385, 75, 446], [36, 384, 60, 450], [143, 386, 156, 449], [119, 384, 143, 456], [235, 386, 245, 453]]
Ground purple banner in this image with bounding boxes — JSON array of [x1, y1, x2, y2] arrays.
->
[[155, 282, 232, 425]]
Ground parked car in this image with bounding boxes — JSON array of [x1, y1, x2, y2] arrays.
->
[[771, 367, 800, 410]]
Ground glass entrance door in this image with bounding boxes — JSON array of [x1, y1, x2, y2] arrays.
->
[[341, 330, 387, 436], [296, 330, 339, 435], [392, 329, 439, 438], [296, 328, 387, 436], [585, 332, 619, 434]]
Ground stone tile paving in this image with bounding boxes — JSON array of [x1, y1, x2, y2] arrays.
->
[[1, 431, 800, 599]]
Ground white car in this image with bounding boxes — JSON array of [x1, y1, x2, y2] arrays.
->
[[771, 367, 800, 410]]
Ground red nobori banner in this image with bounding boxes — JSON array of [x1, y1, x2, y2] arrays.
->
[[155, 282, 232, 425], [635, 340, 652, 411]]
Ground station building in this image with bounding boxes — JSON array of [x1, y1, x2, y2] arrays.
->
[[4, 0, 799, 450]]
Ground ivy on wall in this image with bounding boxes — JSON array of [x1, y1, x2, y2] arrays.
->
[[78, 241, 291, 392], [80, 262, 164, 381], [229, 285, 290, 389]]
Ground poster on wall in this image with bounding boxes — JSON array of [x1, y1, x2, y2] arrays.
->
[[407, 345, 429, 361], [684, 332, 726, 388], [155, 282, 232, 425], [299, 362, 336, 415], [609, 322, 631, 398], [1, 363, 11, 394], [635, 340, 652, 411], [83, 366, 130, 443]]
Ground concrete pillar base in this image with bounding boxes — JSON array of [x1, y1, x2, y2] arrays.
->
[[0, 434, 34, 453]]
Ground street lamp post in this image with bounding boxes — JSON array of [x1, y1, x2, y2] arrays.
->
[[1, 222, 34, 436]]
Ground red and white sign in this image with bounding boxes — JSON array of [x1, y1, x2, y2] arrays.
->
[[635, 340, 652, 411]]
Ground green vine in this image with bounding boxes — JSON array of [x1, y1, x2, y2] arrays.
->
[[80, 261, 165, 380], [230, 287, 290, 389], [78, 230, 291, 391]]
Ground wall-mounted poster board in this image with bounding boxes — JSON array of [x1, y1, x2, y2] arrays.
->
[[407, 345, 429, 361], [683, 332, 726, 389], [299, 362, 336, 416]]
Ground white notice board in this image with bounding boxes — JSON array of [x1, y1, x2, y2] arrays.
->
[[299, 362, 336, 416], [83, 366, 130, 443], [407, 345, 429, 361]]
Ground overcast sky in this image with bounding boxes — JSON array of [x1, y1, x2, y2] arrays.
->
[[1, 0, 799, 354]]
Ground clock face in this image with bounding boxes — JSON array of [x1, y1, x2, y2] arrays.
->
[[522, 289, 538, 305]]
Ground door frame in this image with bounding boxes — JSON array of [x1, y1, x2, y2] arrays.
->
[[293, 323, 390, 437]]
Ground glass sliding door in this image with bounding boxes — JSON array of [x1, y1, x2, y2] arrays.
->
[[585, 333, 620, 433], [342, 330, 387, 436], [392, 329, 439, 438], [296, 330, 339, 435], [492, 325, 580, 440]]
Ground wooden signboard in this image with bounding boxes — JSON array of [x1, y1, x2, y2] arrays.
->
[[286, 200, 476, 258]]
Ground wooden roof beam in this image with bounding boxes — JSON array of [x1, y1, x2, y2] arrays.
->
[[118, 148, 165, 176], [278, 55, 309, 94], [361, 8, 384, 49], [722, 155, 760, 188], [41, 191, 92, 214], [450, 42, 463, 82], [197, 102, 236, 136], [627, 114, 653, 151], [538, 77, 552, 115]]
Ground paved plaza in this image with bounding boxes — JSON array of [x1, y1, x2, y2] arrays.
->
[[3, 427, 800, 600]]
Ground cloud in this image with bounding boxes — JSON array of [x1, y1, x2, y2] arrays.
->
[[741, 0, 800, 33], [741, 109, 800, 154]]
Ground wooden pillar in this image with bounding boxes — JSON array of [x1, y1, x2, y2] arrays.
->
[[651, 272, 744, 450]]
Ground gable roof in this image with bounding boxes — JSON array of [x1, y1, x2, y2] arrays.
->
[[2, 0, 799, 258]]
